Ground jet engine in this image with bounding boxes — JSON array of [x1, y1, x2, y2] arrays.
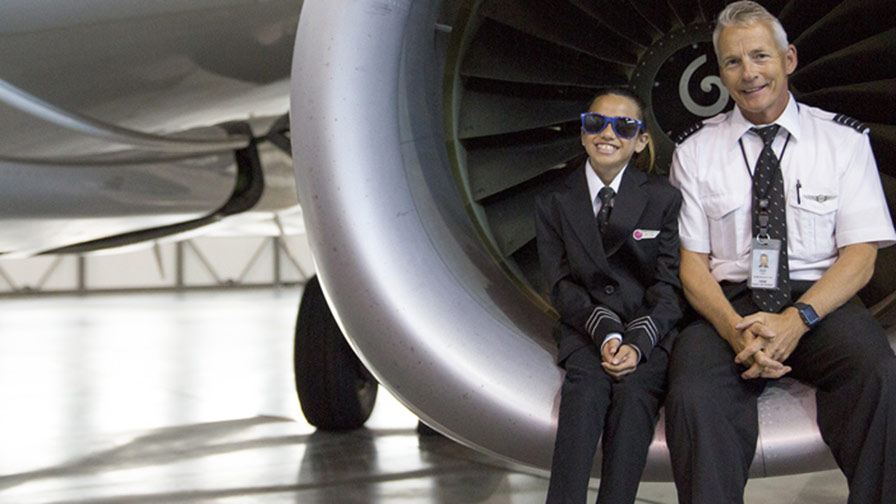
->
[[291, 0, 896, 479]]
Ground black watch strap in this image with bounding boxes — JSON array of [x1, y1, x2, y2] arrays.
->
[[793, 302, 820, 329]]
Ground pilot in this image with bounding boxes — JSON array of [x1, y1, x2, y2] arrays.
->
[[666, 2, 896, 503], [535, 87, 683, 504]]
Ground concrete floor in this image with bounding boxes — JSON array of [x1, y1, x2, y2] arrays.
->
[[0, 288, 849, 503]]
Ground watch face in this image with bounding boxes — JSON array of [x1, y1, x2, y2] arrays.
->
[[797, 304, 820, 327]]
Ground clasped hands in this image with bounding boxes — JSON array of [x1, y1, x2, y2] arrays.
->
[[729, 308, 807, 380], [601, 339, 638, 379]]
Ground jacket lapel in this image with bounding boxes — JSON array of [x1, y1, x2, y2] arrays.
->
[[603, 168, 647, 257], [559, 168, 611, 272]]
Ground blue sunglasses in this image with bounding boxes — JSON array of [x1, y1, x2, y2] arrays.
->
[[580, 113, 644, 138]]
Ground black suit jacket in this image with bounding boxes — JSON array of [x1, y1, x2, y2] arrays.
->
[[535, 165, 684, 365]]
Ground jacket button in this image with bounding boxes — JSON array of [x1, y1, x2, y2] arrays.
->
[[604, 285, 615, 295]]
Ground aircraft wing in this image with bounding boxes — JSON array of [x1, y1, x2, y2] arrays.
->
[[0, 0, 302, 256]]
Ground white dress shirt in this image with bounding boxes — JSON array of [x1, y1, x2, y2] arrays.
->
[[585, 159, 626, 216], [670, 94, 895, 284]]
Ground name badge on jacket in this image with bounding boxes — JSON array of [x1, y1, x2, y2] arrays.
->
[[632, 229, 660, 240]]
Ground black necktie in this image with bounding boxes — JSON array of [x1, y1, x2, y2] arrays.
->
[[597, 186, 615, 235], [750, 125, 791, 312]]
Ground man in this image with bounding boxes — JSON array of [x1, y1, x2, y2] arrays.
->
[[666, 2, 896, 503]]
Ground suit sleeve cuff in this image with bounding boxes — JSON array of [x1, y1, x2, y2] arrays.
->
[[586, 306, 624, 343], [629, 344, 642, 363], [624, 316, 659, 361]]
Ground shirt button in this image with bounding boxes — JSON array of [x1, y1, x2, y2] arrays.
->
[[604, 285, 615, 295]]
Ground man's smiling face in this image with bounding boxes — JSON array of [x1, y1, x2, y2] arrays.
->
[[717, 21, 797, 125]]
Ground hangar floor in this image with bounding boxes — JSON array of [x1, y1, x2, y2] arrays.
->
[[0, 288, 849, 503]]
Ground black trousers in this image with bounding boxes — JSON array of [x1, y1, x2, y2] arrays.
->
[[546, 342, 668, 504], [665, 283, 896, 504]]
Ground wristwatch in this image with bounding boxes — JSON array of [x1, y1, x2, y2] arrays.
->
[[792, 302, 820, 329]]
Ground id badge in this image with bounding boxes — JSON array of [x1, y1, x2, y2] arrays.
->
[[748, 238, 781, 290]]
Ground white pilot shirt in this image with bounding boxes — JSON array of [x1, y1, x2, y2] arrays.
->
[[670, 94, 896, 283]]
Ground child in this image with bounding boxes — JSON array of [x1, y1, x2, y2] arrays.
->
[[535, 88, 683, 504]]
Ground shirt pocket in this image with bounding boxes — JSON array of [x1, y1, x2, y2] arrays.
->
[[702, 192, 749, 260], [787, 186, 838, 262]]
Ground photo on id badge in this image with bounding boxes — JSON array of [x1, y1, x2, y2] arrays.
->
[[748, 238, 780, 290]]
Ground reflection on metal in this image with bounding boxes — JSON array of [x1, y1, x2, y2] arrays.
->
[[0, 78, 250, 154], [0, 150, 241, 168], [292, 0, 896, 481]]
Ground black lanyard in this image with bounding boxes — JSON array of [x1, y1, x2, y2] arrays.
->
[[738, 130, 791, 181], [739, 128, 791, 239]]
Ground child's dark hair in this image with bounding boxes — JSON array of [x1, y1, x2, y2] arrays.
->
[[585, 87, 656, 173]]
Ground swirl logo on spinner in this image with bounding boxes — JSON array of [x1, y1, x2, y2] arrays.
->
[[650, 41, 733, 140], [679, 55, 729, 117]]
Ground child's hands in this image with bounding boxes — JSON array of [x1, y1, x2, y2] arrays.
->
[[601, 340, 638, 378], [600, 338, 621, 363]]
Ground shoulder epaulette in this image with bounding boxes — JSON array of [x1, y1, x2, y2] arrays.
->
[[832, 114, 870, 134], [674, 122, 705, 144]]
